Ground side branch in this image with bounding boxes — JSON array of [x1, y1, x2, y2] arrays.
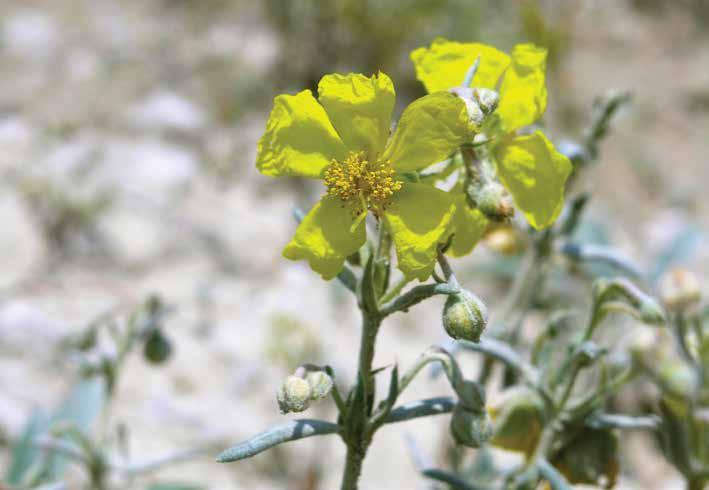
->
[[380, 283, 457, 317]]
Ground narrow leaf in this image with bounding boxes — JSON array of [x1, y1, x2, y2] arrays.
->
[[216, 419, 340, 463]]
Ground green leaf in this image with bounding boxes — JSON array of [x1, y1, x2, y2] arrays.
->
[[493, 131, 572, 230], [216, 419, 340, 463], [550, 427, 620, 488], [46, 377, 106, 478], [318, 72, 395, 157], [256, 89, 346, 178], [5, 409, 49, 484], [283, 196, 367, 280]]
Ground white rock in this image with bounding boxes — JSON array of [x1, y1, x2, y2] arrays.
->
[[129, 91, 206, 132], [0, 301, 69, 348], [2, 10, 59, 60], [99, 139, 199, 199]]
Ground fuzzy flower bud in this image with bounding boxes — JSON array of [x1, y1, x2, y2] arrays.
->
[[472, 181, 515, 222], [659, 268, 702, 312], [306, 371, 333, 401], [593, 277, 666, 326], [449, 404, 493, 448], [442, 290, 488, 343], [473, 87, 499, 115], [456, 380, 486, 412], [276, 375, 312, 414]]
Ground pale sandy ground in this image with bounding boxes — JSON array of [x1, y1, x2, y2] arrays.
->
[[0, 1, 707, 489]]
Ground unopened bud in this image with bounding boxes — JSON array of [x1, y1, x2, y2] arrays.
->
[[484, 225, 523, 255], [442, 290, 488, 343], [143, 329, 172, 365], [629, 328, 659, 365], [306, 371, 333, 401], [489, 387, 545, 456], [473, 88, 499, 115], [456, 380, 486, 412], [276, 375, 312, 414], [450, 87, 481, 124], [473, 181, 515, 221], [449, 404, 493, 448], [659, 268, 702, 312], [638, 298, 666, 326], [594, 277, 666, 326]]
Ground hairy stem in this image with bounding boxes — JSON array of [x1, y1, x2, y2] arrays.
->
[[341, 308, 381, 489]]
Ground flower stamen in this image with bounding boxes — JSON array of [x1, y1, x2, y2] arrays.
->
[[324, 151, 402, 218]]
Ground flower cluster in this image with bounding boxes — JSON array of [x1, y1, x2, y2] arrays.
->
[[256, 40, 572, 281]]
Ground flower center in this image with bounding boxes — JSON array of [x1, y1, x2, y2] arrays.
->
[[324, 151, 402, 217]]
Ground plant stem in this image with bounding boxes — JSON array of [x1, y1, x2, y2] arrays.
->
[[687, 476, 706, 490], [341, 311, 382, 490]]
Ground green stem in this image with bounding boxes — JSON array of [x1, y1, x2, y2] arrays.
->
[[378, 275, 409, 307], [687, 476, 706, 490], [341, 311, 382, 490]]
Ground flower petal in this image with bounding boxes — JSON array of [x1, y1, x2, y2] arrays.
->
[[318, 72, 395, 158], [493, 131, 572, 230], [256, 90, 347, 178], [283, 196, 367, 280], [384, 92, 471, 173], [496, 44, 548, 133], [383, 183, 456, 281], [411, 38, 510, 93], [448, 193, 488, 257]]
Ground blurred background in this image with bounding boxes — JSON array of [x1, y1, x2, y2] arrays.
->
[[1, 0, 708, 488]]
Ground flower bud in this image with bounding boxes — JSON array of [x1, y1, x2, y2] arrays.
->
[[638, 298, 666, 326], [143, 329, 172, 365], [484, 225, 523, 256], [473, 88, 499, 115], [593, 277, 666, 326], [449, 404, 493, 448], [473, 181, 515, 222], [488, 387, 545, 456], [456, 380, 486, 412], [629, 328, 660, 366], [276, 375, 312, 414], [442, 290, 488, 343], [306, 371, 333, 401], [659, 268, 702, 312]]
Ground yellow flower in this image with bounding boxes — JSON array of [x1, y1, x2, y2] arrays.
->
[[410, 39, 573, 256], [257, 72, 471, 281]]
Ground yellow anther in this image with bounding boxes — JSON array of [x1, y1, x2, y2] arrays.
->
[[324, 151, 402, 218]]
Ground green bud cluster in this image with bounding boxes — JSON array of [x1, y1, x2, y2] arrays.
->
[[276, 370, 334, 414]]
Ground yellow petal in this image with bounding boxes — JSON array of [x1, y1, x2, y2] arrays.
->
[[493, 131, 572, 230], [496, 44, 548, 133], [283, 196, 366, 280], [318, 72, 395, 157], [448, 193, 488, 257], [383, 183, 456, 281], [256, 90, 347, 178], [411, 38, 510, 93], [383, 92, 471, 173]]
